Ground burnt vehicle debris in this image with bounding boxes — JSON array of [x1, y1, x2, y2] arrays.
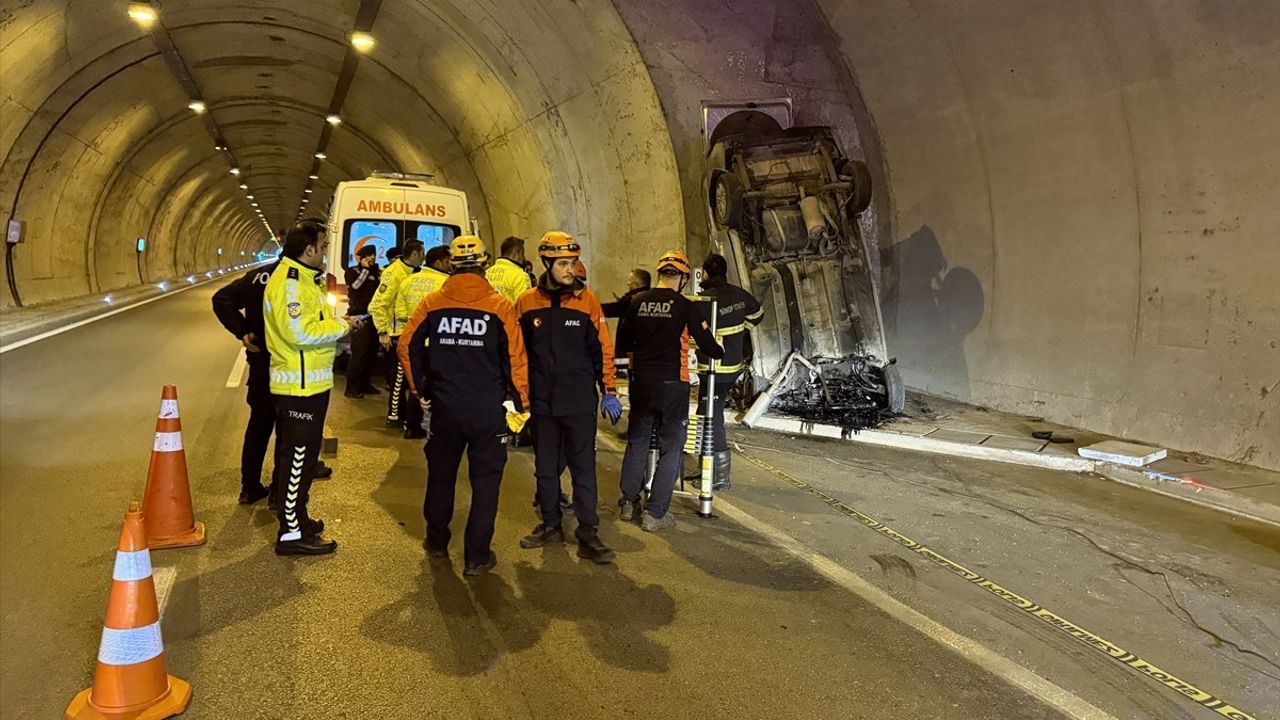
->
[[703, 119, 903, 430]]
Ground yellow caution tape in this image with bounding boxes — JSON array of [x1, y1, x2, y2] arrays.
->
[[738, 450, 1259, 720]]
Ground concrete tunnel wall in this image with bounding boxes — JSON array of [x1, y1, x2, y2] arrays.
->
[[1, 1, 1276, 468]]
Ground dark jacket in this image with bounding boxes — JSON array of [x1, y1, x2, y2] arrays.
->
[[695, 277, 763, 373], [515, 275, 617, 417], [397, 272, 530, 419], [212, 262, 278, 384], [344, 263, 381, 315], [616, 287, 722, 383]]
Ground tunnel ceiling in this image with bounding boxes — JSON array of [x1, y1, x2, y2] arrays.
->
[[0, 0, 684, 304]]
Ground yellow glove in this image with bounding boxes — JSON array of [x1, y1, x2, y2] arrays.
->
[[506, 411, 531, 433]]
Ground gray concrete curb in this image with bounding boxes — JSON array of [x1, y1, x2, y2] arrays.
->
[[748, 415, 1280, 529]]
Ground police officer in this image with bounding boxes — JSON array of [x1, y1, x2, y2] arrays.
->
[[398, 235, 530, 576], [390, 245, 452, 438], [370, 240, 425, 426], [514, 232, 620, 564], [344, 245, 381, 398], [486, 236, 532, 304], [212, 258, 280, 504], [616, 250, 722, 532], [690, 253, 762, 490], [263, 220, 362, 556]]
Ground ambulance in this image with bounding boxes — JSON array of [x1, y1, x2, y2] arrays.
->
[[324, 172, 475, 315]]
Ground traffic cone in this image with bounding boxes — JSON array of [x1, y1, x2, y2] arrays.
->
[[65, 502, 192, 719], [141, 386, 205, 549]]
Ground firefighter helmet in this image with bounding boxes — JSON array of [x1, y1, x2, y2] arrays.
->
[[656, 250, 692, 276], [449, 235, 488, 269], [537, 230, 581, 260]]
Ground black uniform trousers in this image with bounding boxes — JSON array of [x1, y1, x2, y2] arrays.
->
[[619, 378, 689, 519], [271, 391, 330, 541], [384, 336, 424, 430], [346, 320, 378, 392], [532, 412, 599, 538], [695, 371, 738, 452], [423, 409, 508, 566], [241, 356, 275, 492]]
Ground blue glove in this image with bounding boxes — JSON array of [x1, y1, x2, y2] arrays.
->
[[601, 395, 623, 424]]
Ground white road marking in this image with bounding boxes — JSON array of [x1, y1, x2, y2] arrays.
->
[[594, 428, 1115, 720], [225, 347, 249, 387], [0, 265, 264, 354], [152, 566, 177, 618]]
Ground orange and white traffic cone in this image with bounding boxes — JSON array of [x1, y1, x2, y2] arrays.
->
[[141, 386, 205, 549], [65, 502, 191, 720]]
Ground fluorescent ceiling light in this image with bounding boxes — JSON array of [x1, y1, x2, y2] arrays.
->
[[230, 167, 241, 176], [350, 31, 375, 52], [188, 100, 207, 114], [315, 152, 326, 160], [326, 114, 342, 126], [127, 2, 157, 27]]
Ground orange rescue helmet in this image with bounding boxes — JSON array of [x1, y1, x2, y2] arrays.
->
[[449, 235, 488, 269], [656, 249, 692, 276], [537, 230, 581, 260]]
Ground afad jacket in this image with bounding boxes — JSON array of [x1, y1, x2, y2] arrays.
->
[[515, 276, 617, 417], [263, 256, 350, 396], [397, 272, 530, 419]]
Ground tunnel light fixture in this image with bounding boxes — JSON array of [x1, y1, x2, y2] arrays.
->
[[349, 31, 375, 53], [309, 174, 319, 180], [326, 114, 342, 126], [239, 183, 248, 189], [303, 188, 312, 194], [127, 2, 158, 27], [188, 100, 207, 114], [157, 281, 168, 292], [214, 144, 226, 152], [229, 167, 241, 176], [246, 194, 254, 199], [314, 152, 326, 160], [103, 294, 114, 305], [251, 203, 258, 208]]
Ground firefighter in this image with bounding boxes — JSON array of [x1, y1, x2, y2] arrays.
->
[[514, 232, 620, 564], [398, 235, 530, 576], [390, 245, 452, 438], [616, 250, 722, 532], [262, 220, 362, 556], [486, 236, 532, 304], [343, 244, 381, 398], [689, 253, 762, 490], [370, 240, 425, 426]]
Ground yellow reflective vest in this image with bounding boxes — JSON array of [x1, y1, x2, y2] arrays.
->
[[369, 259, 416, 336], [395, 266, 451, 322], [263, 256, 350, 396], [486, 257, 532, 305]]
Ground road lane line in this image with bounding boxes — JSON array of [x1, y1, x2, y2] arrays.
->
[[594, 429, 1112, 718], [225, 347, 248, 388], [0, 265, 263, 355], [152, 566, 177, 618], [737, 449, 1259, 720]]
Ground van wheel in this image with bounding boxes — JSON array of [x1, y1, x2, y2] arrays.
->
[[881, 363, 905, 415], [838, 159, 873, 215], [710, 171, 744, 230]]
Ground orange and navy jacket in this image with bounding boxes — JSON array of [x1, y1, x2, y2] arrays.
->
[[397, 272, 530, 417], [615, 287, 722, 383], [515, 276, 616, 417]]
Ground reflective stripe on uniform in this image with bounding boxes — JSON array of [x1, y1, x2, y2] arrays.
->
[[715, 323, 746, 337], [697, 362, 746, 373], [98, 622, 164, 665], [153, 432, 183, 452], [271, 370, 302, 385], [305, 368, 333, 384], [280, 445, 304, 540], [112, 549, 153, 582]]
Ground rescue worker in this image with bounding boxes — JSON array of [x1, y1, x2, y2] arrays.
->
[[398, 235, 530, 576], [370, 240, 425, 426], [486, 236, 532, 304], [391, 245, 452, 438], [689, 253, 762, 490], [263, 220, 362, 556], [213, 255, 334, 505], [602, 267, 651, 361], [616, 250, 722, 532], [514, 232, 620, 564], [343, 244, 381, 398]]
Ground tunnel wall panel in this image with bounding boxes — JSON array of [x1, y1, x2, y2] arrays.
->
[[820, 0, 1280, 468]]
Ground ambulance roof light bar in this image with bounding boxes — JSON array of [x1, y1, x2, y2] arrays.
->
[[369, 171, 435, 183]]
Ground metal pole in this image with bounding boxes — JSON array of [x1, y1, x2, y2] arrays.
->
[[696, 297, 718, 517]]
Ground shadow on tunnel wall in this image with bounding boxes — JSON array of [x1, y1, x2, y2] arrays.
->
[[881, 225, 984, 401]]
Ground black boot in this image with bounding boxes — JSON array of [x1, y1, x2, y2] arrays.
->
[[314, 462, 333, 479], [238, 483, 270, 505], [275, 535, 338, 556], [520, 522, 565, 548], [577, 531, 615, 565]]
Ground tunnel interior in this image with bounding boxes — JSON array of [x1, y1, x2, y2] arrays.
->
[[1, 0, 1276, 468]]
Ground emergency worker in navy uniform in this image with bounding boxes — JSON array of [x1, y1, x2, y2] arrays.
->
[[514, 232, 620, 564], [615, 251, 722, 532], [398, 235, 530, 576], [344, 244, 382, 398]]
